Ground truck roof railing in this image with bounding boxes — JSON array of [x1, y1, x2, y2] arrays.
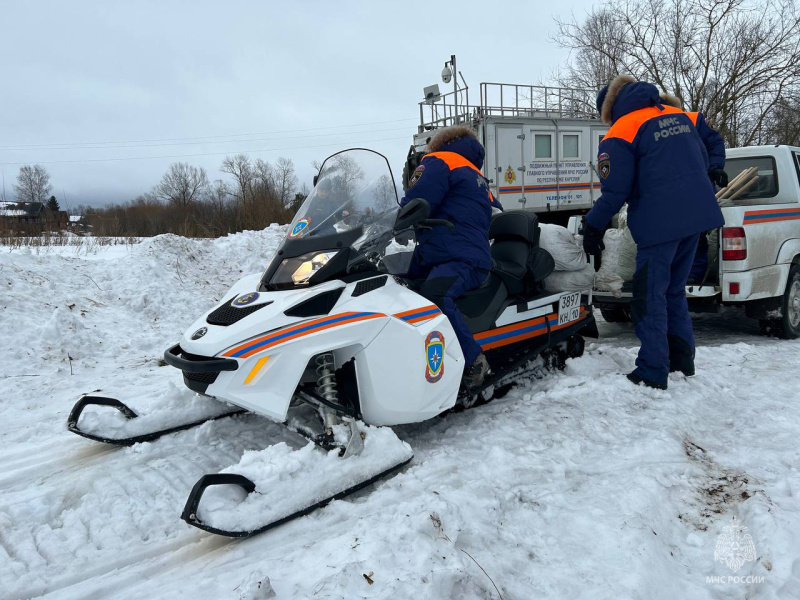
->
[[418, 82, 600, 133]]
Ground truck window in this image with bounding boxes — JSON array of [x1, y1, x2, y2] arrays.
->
[[594, 131, 605, 158], [560, 132, 581, 160], [722, 156, 779, 205], [533, 133, 553, 160], [794, 152, 800, 187]]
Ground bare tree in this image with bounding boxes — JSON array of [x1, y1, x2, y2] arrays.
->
[[207, 179, 232, 213], [553, 0, 800, 146], [155, 162, 209, 207], [252, 158, 275, 197], [373, 174, 398, 213], [221, 154, 255, 203], [14, 164, 52, 203], [272, 157, 298, 207], [762, 92, 800, 146]]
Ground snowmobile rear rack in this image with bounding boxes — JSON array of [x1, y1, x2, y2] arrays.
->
[[180, 455, 413, 538], [67, 395, 246, 446]]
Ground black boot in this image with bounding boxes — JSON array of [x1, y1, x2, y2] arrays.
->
[[463, 354, 489, 390], [668, 335, 695, 377], [626, 372, 668, 390], [669, 364, 695, 377]]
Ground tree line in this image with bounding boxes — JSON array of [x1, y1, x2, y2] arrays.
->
[[83, 154, 307, 238], [554, 0, 800, 147]]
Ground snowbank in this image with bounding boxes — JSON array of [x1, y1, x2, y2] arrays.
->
[[1, 225, 799, 599]]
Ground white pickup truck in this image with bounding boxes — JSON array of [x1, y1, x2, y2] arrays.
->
[[592, 145, 800, 338]]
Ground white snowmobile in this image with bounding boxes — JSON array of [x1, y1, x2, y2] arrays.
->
[[67, 148, 597, 537]]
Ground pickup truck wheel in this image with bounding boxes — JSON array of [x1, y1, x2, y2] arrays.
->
[[760, 264, 800, 339], [600, 307, 632, 323]]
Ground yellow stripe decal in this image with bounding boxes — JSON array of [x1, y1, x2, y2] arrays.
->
[[244, 355, 271, 385]]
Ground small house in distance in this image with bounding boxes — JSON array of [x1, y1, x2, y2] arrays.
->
[[1, 201, 68, 233]]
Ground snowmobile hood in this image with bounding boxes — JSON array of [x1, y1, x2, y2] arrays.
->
[[609, 81, 664, 124], [436, 136, 485, 170]]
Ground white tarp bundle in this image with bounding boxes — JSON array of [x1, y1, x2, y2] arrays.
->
[[594, 229, 626, 296], [539, 223, 595, 293], [538, 224, 587, 272], [543, 263, 596, 293]]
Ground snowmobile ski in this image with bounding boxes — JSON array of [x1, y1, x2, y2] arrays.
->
[[180, 421, 413, 537], [67, 395, 246, 446]]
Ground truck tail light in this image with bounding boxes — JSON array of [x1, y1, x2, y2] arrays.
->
[[722, 227, 747, 260]]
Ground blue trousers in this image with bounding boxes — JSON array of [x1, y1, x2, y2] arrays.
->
[[630, 234, 700, 386], [408, 258, 487, 366]]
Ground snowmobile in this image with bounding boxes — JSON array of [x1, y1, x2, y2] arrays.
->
[[67, 148, 598, 537]]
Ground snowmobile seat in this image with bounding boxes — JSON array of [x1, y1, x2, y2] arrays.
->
[[488, 211, 543, 296], [456, 272, 508, 334], [457, 211, 552, 333]]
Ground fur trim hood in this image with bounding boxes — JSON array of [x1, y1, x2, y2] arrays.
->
[[601, 74, 636, 125], [427, 125, 479, 153], [659, 92, 683, 109], [426, 125, 484, 169]]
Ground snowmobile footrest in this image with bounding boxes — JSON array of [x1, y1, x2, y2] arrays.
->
[[67, 395, 246, 446]]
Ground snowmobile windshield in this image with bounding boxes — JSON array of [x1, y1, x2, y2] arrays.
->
[[262, 149, 406, 290], [285, 149, 401, 246]]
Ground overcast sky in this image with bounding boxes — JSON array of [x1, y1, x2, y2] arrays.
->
[[0, 0, 595, 209]]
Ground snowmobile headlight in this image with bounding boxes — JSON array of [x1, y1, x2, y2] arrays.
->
[[272, 251, 339, 287]]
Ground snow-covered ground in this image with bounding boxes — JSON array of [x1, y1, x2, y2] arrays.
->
[[1, 228, 799, 599]]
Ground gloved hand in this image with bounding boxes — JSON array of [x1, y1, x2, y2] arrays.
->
[[708, 168, 729, 188], [582, 222, 606, 256]]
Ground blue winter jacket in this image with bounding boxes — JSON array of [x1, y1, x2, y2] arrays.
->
[[586, 82, 724, 248], [401, 136, 500, 269], [691, 112, 725, 170]]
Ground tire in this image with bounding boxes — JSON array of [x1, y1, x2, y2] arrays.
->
[[759, 264, 800, 339], [600, 307, 632, 323]]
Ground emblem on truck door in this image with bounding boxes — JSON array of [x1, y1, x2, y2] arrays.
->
[[504, 165, 516, 184]]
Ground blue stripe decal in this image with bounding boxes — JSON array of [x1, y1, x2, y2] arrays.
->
[[401, 308, 441, 321], [478, 319, 551, 346], [231, 311, 377, 358], [744, 211, 800, 221]]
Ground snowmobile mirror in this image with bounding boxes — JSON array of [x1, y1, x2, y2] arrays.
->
[[313, 174, 319, 187], [394, 198, 430, 232]]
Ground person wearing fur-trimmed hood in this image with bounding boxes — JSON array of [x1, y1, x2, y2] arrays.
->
[[401, 125, 500, 389], [582, 75, 724, 390]]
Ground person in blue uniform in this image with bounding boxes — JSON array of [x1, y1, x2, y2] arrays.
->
[[583, 75, 724, 389], [660, 92, 728, 282], [401, 125, 502, 389]]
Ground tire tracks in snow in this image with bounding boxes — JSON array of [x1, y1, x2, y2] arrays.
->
[[0, 414, 296, 599]]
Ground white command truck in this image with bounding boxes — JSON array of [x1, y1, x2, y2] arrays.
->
[[406, 74, 608, 223], [593, 145, 800, 338]]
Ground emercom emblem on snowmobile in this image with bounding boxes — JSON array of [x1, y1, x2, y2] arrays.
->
[[233, 292, 260, 306], [191, 327, 207, 340], [289, 218, 310, 238], [425, 331, 445, 383]]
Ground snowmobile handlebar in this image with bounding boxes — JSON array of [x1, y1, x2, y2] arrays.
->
[[417, 218, 455, 232], [394, 198, 454, 233]]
